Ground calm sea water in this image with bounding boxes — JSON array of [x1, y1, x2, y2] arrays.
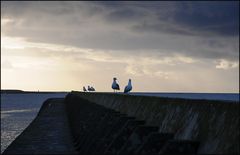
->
[[1, 92, 238, 153], [0, 93, 68, 153]]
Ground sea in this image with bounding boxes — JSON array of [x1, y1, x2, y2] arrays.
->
[[0, 92, 239, 153], [1, 92, 68, 153]]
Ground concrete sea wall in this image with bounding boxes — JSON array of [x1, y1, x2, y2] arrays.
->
[[69, 91, 239, 154], [3, 92, 239, 154]]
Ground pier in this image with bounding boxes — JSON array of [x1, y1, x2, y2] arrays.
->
[[3, 92, 239, 154]]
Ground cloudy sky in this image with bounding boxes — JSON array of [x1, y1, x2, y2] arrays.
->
[[1, 1, 239, 92]]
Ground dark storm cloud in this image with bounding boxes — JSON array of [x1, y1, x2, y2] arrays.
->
[[172, 1, 239, 36], [132, 23, 196, 36], [1, 1, 239, 61], [2, 1, 238, 36], [121, 1, 239, 37], [98, 1, 239, 36], [106, 8, 144, 23]]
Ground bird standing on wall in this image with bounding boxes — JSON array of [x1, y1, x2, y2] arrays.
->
[[112, 77, 120, 92], [88, 86, 92, 91], [83, 86, 87, 92], [90, 86, 95, 91], [87, 86, 95, 91], [124, 79, 132, 93]]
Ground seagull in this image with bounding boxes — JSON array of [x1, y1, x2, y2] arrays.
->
[[124, 79, 132, 93], [88, 86, 92, 91], [87, 86, 95, 91], [90, 86, 95, 91], [112, 77, 120, 92], [83, 86, 87, 92]]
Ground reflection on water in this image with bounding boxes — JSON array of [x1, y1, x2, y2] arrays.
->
[[2, 109, 35, 114], [1, 114, 11, 119], [1, 110, 38, 152], [1, 93, 67, 153]]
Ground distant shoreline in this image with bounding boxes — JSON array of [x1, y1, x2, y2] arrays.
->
[[1, 90, 238, 101], [1, 90, 69, 94]]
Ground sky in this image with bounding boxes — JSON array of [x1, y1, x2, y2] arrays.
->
[[1, 1, 239, 92]]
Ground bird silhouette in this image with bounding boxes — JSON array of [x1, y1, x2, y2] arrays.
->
[[112, 77, 120, 92], [88, 86, 95, 91], [124, 79, 132, 93], [90, 86, 95, 91], [87, 86, 92, 91], [83, 86, 87, 92]]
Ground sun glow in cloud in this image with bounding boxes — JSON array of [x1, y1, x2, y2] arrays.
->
[[1, 18, 14, 25], [1, 36, 27, 49]]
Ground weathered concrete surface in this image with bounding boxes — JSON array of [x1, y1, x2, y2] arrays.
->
[[71, 91, 239, 154], [3, 98, 77, 154]]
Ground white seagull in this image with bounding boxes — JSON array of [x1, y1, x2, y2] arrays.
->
[[124, 79, 132, 93], [112, 77, 120, 92]]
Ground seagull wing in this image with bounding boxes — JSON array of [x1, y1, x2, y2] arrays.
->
[[116, 83, 120, 90], [124, 85, 128, 93]]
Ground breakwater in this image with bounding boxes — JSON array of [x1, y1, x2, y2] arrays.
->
[[68, 91, 239, 154], [3, 92, 239, 154]]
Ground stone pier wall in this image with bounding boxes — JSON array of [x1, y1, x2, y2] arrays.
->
[[4, 92, 239, 154], [69, 92, 239, 154]]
